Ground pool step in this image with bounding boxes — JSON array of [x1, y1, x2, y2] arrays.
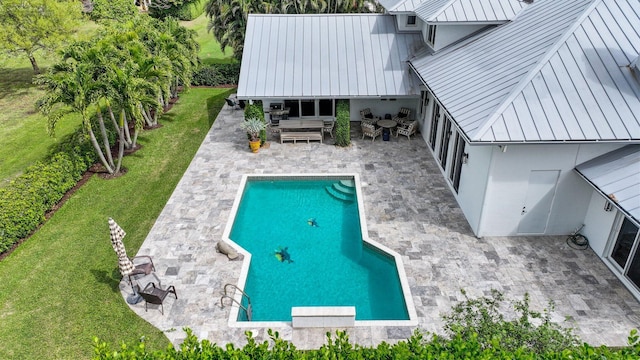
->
[[325, 181, 355, 202]]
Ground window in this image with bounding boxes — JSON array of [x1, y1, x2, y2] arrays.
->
[[438, 116, 452, 168], [282, 99, 336, 118], [284, 100, 299, 118], [429, 103, 441, 150], [427, 24, 437, 45], [407, 15, 417, 26], [319, 99, 334, 116], [449, 133, 466, 192], [300, 100, 315, 117]]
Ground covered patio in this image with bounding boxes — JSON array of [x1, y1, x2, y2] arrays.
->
[[123, 101, 640, 349]]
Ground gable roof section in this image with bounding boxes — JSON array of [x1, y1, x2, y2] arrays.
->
[[237, 14, 423, 99], [415, 0, 527, 23], [379, 0, 428, 13], [575, 145, 640, 224], [411, 0, 640, 143]]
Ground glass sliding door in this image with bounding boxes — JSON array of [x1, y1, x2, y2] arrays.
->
[[449, 133, 465, 192], [609, 216, 640, 290], [611, 218, 639, 269], [438, 116, 452, 167]]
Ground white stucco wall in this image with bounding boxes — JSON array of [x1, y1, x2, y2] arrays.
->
[[454, 145, 492, 234], [396, 14, 423, 32], [476, 144, 625, 237], [582, 190, 618, 257], [430, 24, 487, 50], [349, 98, 419, 121]]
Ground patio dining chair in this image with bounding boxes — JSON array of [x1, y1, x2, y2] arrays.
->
[[323, 120, 335, 138], [225, 98, 241, 110], [361, 122, 382, 141], [128, 255, 155, 279], [139, 281, 178, 315]]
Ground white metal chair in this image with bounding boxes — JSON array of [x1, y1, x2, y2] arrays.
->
[[360, 108, 377, 125], [361, 122, 382, 141]]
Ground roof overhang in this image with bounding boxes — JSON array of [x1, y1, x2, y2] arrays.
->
[[574, 145, 640, 226]]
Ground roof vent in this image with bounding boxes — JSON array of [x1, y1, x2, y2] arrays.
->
[[520, 0, 534, 3], [632, 55, 640, 73]]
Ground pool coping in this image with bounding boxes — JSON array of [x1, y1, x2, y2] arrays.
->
[[220, 173, 418, 328]]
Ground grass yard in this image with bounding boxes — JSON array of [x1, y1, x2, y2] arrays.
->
[[181, 13, 236, 65], [0, 20, 101, 184], [0, 87, 235, 359]]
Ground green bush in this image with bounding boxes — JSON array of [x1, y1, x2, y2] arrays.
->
[[92, 328, 640, 359], [149, 0, 205, 20], [334, 99, 350, 147], [243, 101, 266, 144], [442, 289, 579, 353], [0, 128, 97, 254], [88, 0, 138, 22], [191, 63, 241, 86]]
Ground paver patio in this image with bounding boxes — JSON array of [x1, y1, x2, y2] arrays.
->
[[122, 100, 640, 349]]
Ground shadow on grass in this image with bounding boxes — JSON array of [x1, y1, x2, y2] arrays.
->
[[91, 268, 122, 293], [207, 88, 236, 127], [0, 67, 38, 100]]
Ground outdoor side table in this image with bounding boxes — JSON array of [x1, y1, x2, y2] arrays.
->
[[377, 119, 397, 141]]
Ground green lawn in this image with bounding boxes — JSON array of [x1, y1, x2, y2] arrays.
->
[[0, 88, 235, 359], [0, 20, 100, 184], [181, 13, 236, 64]]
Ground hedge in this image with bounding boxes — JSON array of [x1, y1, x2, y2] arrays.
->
[[0, 129, 97, 254], [92, 328, 640, 359], [191, 63, 241, 87], [334, 99, 351, 147]]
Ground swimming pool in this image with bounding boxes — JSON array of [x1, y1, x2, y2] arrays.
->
[[223, 174, 416, 325]]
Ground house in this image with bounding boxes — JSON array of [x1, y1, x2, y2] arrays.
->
[[237, 0, 640, 299]]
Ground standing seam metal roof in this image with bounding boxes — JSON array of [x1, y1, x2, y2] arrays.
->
[[414, 0, 527, 23], [410, 0, 640, 143], [575, 145, 640, 224], [237, 14, 423, 99], [379, 0, 428, 13]]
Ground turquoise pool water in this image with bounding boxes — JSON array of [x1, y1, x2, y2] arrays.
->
[[229, 178, 409, 321]]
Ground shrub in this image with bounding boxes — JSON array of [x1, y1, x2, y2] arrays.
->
[[442, 289, 580, 353], [191, 63, 241, 86], [149, 0, 205, 21], [334, 99, 350, 147], [92, 327, 640, 359], [0, 128, 97, 254], [243, 101, 266, 144], [88, 0, 138, 22]]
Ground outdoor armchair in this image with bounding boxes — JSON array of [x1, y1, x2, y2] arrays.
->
[[225, 98, 241, 110], [360, 108, 377, 125], [396, 121, 418, 140], [361, 122, 382, 141], [392, 108, 411, 126], [323, 120, 335, 138]]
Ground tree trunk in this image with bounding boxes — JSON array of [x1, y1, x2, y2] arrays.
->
[[96, 111, 115, 169], [140, 103, 153, 127], [121, 110, 133, 149], [87, 125, 114, 174], [28, 54, 40, 74], [132, 127, 139, 148]]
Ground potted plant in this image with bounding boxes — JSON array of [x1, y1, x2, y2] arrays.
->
[[240, 117, 267, 153]]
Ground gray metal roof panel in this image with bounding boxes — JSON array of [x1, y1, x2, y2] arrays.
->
[[575, 145, 640, 223], [238, 14, 423, 99], [415, 0, 526, 23], [380, 0, 429, 13], [411, 0, 640, 142]]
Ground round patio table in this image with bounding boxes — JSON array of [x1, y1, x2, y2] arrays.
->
[[377, 119, 397, 141]]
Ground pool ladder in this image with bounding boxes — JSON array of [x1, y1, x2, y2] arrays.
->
[[220, 284, 252, 321]]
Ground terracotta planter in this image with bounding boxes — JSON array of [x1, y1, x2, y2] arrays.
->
[[249, 140, 261, 153]]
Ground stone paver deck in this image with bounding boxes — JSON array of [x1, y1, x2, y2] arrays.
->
[[121, 101, 640, 349]]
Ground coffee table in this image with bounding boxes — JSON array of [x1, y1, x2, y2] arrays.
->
[[377, 119, 397, 141]]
